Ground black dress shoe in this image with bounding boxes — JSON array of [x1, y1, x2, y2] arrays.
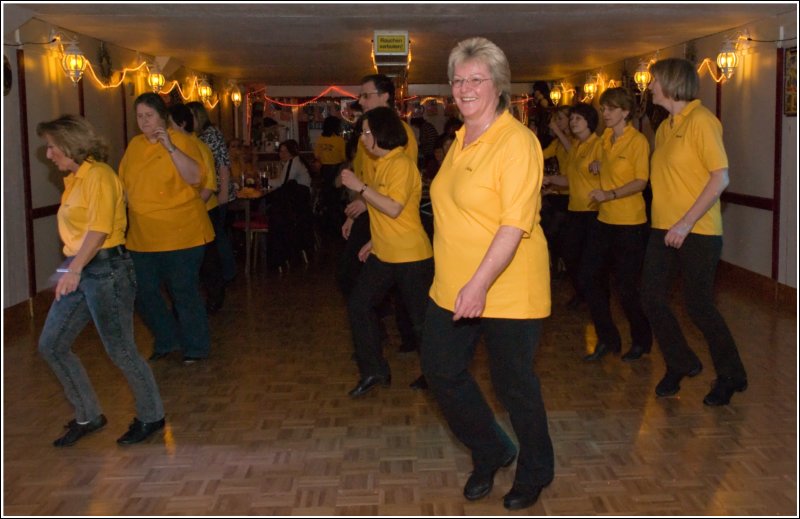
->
[[463, 449, 517, 501], [621, 344, 652, 362], [409, 375, 428, 390], [583, 342, 620, 362], [503, 481, 551, 510], [655, 363, 703, 397], [348, 374, 391, 397], [116, 417, 166, 445], [53, 414, 107, 447], [703, 377, 748, 406]]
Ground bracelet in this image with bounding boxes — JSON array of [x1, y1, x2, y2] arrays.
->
[[167, 145, 177, 153], [359, 184, 368, 194], [611, 190, 617, 199]]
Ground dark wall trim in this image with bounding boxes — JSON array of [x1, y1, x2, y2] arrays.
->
[[772, 47, 784, 280], [720, 192, 774, 211], [31, 204, 60, 220], [78, 78, 85, 117], [17, 49, 36, 298]]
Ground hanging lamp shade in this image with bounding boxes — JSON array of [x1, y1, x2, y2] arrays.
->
[[61, 43, 87, 84]]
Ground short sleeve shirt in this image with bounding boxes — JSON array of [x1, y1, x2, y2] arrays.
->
[[565, 133, 602, 212], [597, 125, 649, 225]]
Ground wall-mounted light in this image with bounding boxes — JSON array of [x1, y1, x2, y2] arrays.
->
[[549, 87, 562, 106], [716, 39, 739, 80], [633, 61, 652, 92], [198, 78, 213, 103], [230, 84, 242, 107], [147, 65, 166, 93], [583, 78, 597, 100], [61, 42, 87, 85]]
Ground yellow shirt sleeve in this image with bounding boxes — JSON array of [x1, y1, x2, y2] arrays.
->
[[565, 134, 602, 212], [597, 126, 649, 225]]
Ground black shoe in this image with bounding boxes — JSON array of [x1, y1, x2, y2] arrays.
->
[[148, 351, 170, 361], [703, 377, 748, 406], [348, 374, 391, 397], [53, 414, 107, 447], [621, 344, 652, 362], [655, 363, 703, 397], [463, 449, 517, 501], [503, 481, 551, 510], [116, 417, 166, 445], [409, 375, 428, 390], [583, 342, 620, 362]]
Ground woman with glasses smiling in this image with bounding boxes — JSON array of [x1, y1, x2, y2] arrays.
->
[[420, 37, 554, 511]]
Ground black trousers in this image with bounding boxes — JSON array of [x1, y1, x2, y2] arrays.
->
[[641, 230, 747, 380], [580, 219, 651, 349], [420, 301, 554, 486], [347, 255, 433, 378], [561, 210, 598, 298], [200, 206, 225, 309]]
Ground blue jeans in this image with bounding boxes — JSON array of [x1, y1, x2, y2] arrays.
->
[[420, 301, 554, 486], [641, 230, 747, 380], [130, 246, 210, 358], [38, 253, 164, 423]]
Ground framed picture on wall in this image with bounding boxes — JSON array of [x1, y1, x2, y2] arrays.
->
[[784, 46, 797, 116]]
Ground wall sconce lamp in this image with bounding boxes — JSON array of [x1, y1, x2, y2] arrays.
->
[[716, 39, 739, 80], [147, 65, 166, 93], [61, 42, 87, 85], [583, 79, 597, 100], [198, 77, 213, 103], [633, 61, 652, 92], [549, 87, 562, 106], [230, 84, 242, 107]]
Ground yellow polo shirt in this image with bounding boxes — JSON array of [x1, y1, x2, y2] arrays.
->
[[565, 133, 602, 211], [192, 134, 219, 212], [119, 129, 215, 252], [367, 147, 432, 263], [58, 160, 126, 257], [542, 138, 570, 172], [354, 119, 418, 182], [651, 100, 727, 235], [314, 135, 346, 165], [429, 111, 550, 319], [597, 125, 649, 225]]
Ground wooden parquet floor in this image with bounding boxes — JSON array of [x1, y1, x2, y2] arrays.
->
[[3, 239, 797, 516]]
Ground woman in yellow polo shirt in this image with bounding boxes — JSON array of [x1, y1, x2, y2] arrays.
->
[[580, 88, 652, 362], [119, 93, 215, 365], [421, 37, 554, 511], [543, 103, 603, 310], [642, 58, 747, 406], [339, 106, 433, 398], [36, 115, 165, 447]]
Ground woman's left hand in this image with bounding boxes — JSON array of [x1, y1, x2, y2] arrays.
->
[[588, 160, 601, 175], [588, 189, 611, 203], [453, 279, 487, 320], [665, 220, 692, 248], [54, 271, 80, 301]]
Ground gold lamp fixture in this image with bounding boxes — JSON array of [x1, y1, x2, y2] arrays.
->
[[716, 39, 739, 80], [61, 42, 87, 85], [147, 65, 166, 93], [198, 78, 213, 103], [633, 61, 652, 92], [549, 86, 562, 106], [583, 77, 597, 100], [230, 84, 242, 107]]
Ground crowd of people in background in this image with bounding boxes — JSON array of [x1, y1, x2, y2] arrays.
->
[[35, 35, 746, 510]]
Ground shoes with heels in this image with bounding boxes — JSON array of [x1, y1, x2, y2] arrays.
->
[[116, 417, 166, 445], [348, 374, 391, 397], [463, 449, 517, 501], [503, 480, 552, 510], [583, 342, 620, 362], [53, 414, 107, 447], [655, 363, 703, 397], [703, 377, 748, 406]]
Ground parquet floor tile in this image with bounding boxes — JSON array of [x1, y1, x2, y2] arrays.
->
[[3, 239, 796, 516]]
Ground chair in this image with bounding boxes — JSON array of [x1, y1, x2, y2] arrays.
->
[[231, 199, 269, 275]]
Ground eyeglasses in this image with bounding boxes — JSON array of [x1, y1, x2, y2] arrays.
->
[[449, 77, 492, 89], [358, 91, 380, 100]]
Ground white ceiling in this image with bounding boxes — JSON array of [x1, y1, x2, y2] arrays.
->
[[6, 2, 796, 87]]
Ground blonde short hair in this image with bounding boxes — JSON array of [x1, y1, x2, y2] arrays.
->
[[36, 114, 108, 164], [650, 58, 699, 102], [448, 37, 511, 114]]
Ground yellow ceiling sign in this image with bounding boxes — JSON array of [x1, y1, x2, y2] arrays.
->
[[374, 31, 409, 55]]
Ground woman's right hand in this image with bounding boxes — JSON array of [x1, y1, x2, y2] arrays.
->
[[341, 217, 354, 239], [453, 279, 488, 320], [152, 127, 174, 151], [345, 199, 367, 218]]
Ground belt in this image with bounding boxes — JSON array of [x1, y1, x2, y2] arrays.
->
[[89, 245, 127, 265]]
